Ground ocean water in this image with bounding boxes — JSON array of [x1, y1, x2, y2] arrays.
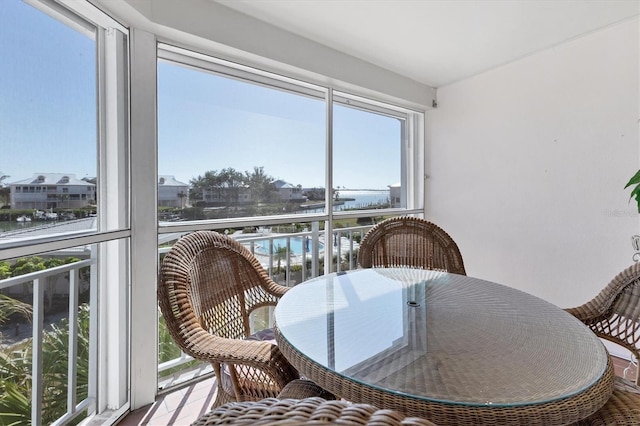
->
[[296, 189, 390, 213], [338, 189, 390, 210], [0, 220, 40, 233]]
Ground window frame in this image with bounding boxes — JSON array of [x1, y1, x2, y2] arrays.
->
[[0, 0, 132, 422], [1, 1, 427, 419], [156, 43, 424, 237]]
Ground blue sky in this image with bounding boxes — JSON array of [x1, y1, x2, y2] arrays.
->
[[0, 0, 96, 183], [2, 0, 401, 190]]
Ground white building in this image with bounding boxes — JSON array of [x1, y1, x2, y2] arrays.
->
[[274, 179, 306, 202], [158, 175, 189, 208], [9, 173, 96, 210], [389, 182, 401, 208]]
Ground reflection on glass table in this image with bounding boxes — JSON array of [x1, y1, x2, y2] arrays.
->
[[274, 268, 614, 426]]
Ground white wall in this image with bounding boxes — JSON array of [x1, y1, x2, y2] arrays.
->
[[427, 18, 639, 309]]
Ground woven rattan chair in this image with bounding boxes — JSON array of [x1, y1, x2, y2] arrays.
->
[[158, 230, 300, 407], [191, 396, 438, 425], [358, 217, 466, 275], [567, 262, 640, 425]]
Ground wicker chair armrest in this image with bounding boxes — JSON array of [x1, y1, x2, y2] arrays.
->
[[566, 264, 640, 326], [564, 306, 592, 323], [262, 277, 291, 298], [185, 329, 294, 370], [276, 379, 336, 400], [565, 301, 608, 325]]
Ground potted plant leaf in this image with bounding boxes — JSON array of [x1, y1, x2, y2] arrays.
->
[[625, 170, 640, 212]]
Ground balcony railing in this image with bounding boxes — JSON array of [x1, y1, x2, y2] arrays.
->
[[0, 258, 96, 426], [157, 222, 375, 387], [0, 222, 376, 421]]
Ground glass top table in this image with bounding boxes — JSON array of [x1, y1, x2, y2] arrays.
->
[[274, 268, 614, 425]]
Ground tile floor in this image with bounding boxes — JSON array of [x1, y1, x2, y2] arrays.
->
[[118, 377, 217, 426], [612, 354, 634, 379], [117, 355, 634, 426]]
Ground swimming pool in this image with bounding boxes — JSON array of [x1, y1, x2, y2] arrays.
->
[[254, 237, 324, 256]]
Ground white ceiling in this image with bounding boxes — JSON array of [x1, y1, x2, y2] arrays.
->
[[214, 0, 639, 88]]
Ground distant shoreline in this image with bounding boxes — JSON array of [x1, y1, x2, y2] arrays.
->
[[336, 189, 388, 192]]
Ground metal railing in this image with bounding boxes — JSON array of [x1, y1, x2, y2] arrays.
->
[[0, 258, 97, 426], [0, 223, 377, 419], [157, 222, 375, 384]]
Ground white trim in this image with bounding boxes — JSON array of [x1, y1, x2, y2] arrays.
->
[[24, 0, 96, 39], [128, 28, 159, 409], [97, 23, 130, 412], [31, 278, 45, 425], [90, 0, 435, 109], [325, 89, 334, 275], [333, 90, 421, 118], [159, 44, 325, 100], [57, 0, 128, 33], [409, 112, 425, 211], [0, 230, 130, 261]]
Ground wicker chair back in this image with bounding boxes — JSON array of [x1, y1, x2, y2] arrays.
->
[[566, 262, 640, 386], [358, 217, 466, 275], [158, 230, 298, 406], [191, 397, 438, 426]]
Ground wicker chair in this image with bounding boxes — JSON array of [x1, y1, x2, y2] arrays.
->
[[358, 217, 466, 275], [158, 230, 300, 407], [191, 396, 438, 425], [567, 262, 640, 425]]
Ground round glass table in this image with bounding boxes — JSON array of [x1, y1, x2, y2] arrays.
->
[[274, 268, 614, 425]]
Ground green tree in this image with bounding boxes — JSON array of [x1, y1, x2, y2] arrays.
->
[[191, 166, 288, 209], [190, 170, 227, 205], [218, 167, 244, 204], [0, 173, 10, 208], [188, 174, 205, 204], [0, 304, 90, 425], [0, 295, 31, 329], [303, 187, 324, 201], [0, 262, 10, 280], [9, 257, 81, 312], [0, 187, 9, 208], [275, 244, 287, 272], [245, 167, 277, 204], [189, 170, 218, 205], [0, 275, 32, 425], [11, 257, 46, 277], [11, 257, 45, 297]]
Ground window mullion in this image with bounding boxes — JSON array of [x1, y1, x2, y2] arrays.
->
[[97, 23, 131, 413], [129, 28, 158, 410], [325, 89, 334, 275]]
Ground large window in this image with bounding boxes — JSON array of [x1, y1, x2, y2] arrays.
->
[[158, 54, 326, 219], [158, 45, 423, 226], [0, 0, 129, 423], [155, 45, 424, 387], [333, 98, 404, 211], [1, 0, 425, 421], [156, 46, 424, 284], [0, 0, 96, 231]]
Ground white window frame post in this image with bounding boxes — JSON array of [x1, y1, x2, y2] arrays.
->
[[129, 28, 158, 409]]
